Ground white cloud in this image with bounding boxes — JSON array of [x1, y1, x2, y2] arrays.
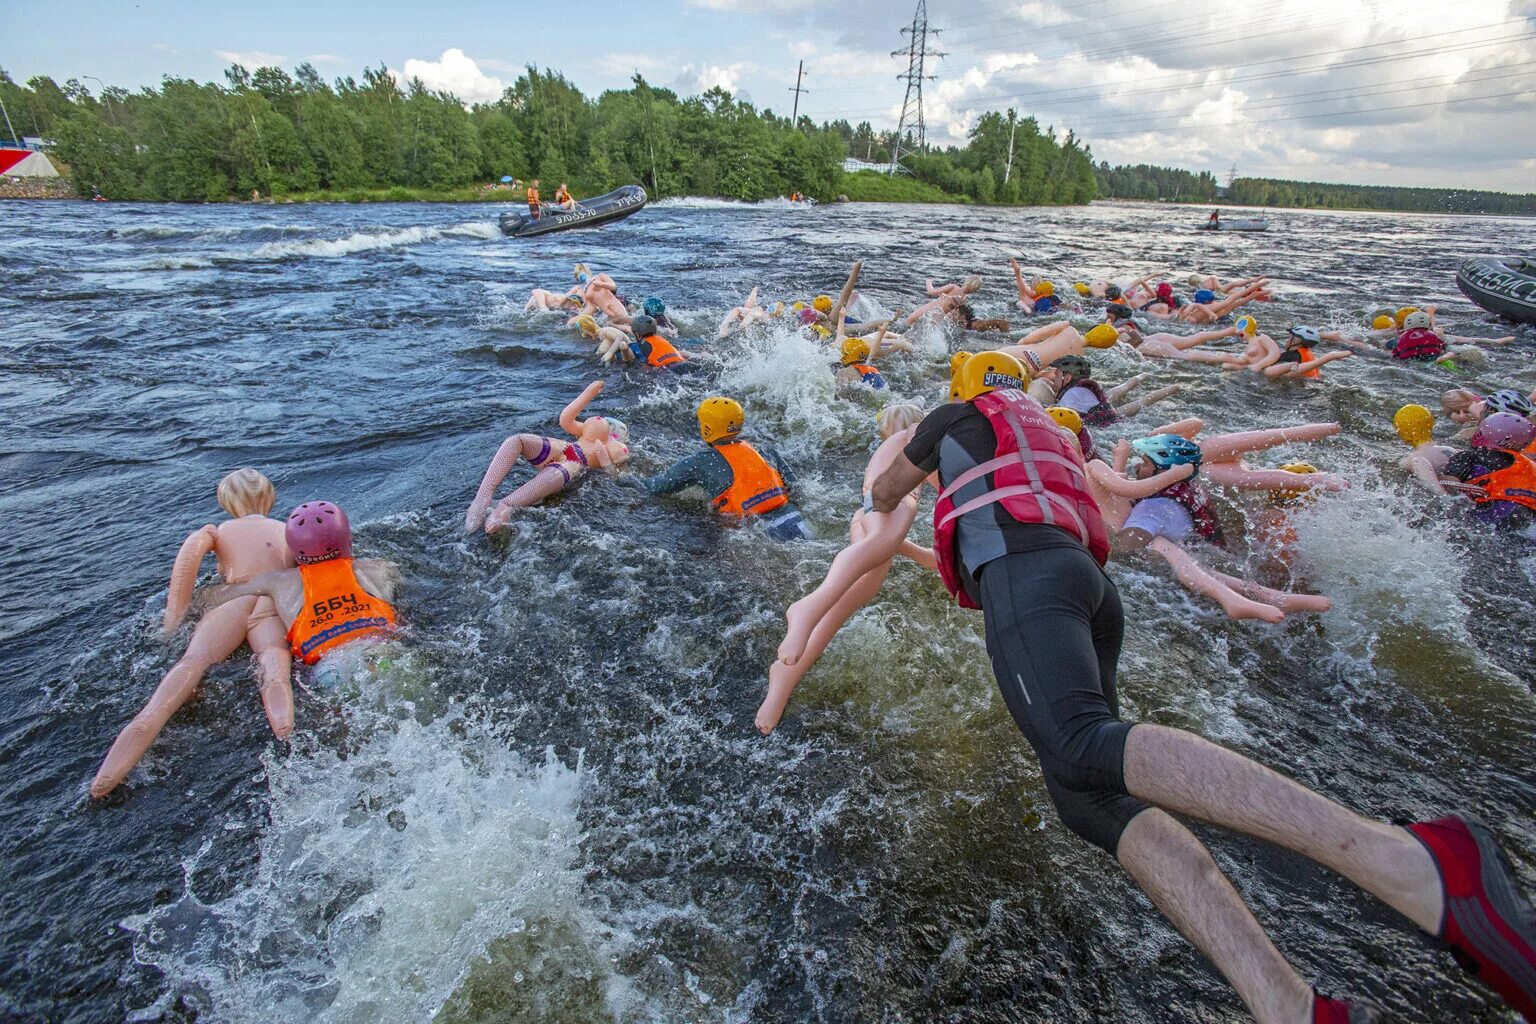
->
[[687, 0, 812, 8], [673, 62, 754, 97], [215, 50, 288, 69], [306, 54, 346, 65], [392, 48, 505, 104]]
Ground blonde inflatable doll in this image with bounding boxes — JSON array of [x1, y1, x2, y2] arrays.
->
[[92, 470, 296, 798]]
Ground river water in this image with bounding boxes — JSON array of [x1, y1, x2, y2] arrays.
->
[[1, 197, 1533, 1024]]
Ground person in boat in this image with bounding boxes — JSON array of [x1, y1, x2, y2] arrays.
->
[[200, 501, 400, 677], [625, 396, 811, 540], [1444, 412, 1536, 530], [464, 381, 632, 532], [525, 178, 541, 219], [1207, 209, 1220, 227], [91, 470, 297, 798], [757, 402, 936, 734], [552, 182, 577, 211], [853, 350, 1536, 1022]]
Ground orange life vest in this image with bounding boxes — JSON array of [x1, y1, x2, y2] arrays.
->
[[287, 558, 397, 665], [526, 186, 540, 207], [554, 186, 571, 204], [1469, 450, 1536, 512], [641, 334, 685, 367], [851, 362, 887, 389], [711, 441, 790, 517], [1289, 345, 1321, 379]]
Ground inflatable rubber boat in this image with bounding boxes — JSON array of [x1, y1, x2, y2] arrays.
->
[[1197, 218, 1268, 232], [1456, 255, 1536, 325], [500, 185, 647, 238]]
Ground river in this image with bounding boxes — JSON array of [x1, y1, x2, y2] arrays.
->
[[1, 196, 1533, 1023]]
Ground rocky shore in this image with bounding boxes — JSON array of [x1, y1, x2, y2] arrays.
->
[[0, 178, 77, 200]]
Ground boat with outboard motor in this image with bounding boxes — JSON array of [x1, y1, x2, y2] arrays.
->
[[1197, 217, 1269, 232], [1456, 255, 1536, 325], [500, 185, 647, 238]]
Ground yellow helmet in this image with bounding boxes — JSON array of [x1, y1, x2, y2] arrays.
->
[[840, 336, 871, 365], [1393, 404, 1435, 447], [949, 350, 973, 377], [1085, 324, 1119, 349], [1035, 280, 1055, 298], [955, 350, 1027, 403], [1273, 462, 1320, 503], [1371, 314, 1394, 330], [697, 396, 745, 444], [791, 301, 805, 311], [1394, 306, 1420, 328], [812, 294, 833, 313], [1235, 315, 1258, 337], [1072, 281, 1091, 296], [1046, 406, 1083, 434]]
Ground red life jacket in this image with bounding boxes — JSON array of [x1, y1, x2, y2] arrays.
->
[[1063, 379, 1118, 425], [1157, 479, 1228, 547], [932, 389, 1110, 609], [1393, 328, 1446, 361], [1469, 450, 1536, 511]]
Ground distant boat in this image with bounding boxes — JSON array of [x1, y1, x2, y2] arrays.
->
[[499, 185, 647, 238], [1198, 217, 1268, 232]]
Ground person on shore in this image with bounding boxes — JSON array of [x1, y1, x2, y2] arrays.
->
[[757, 403, 934, 734], [625, 397, 810, 540], [200, 502, 400, 671], [852, 351, 1536, 1022], [91, 470, 296, 798], [464, 381, 631, 532]]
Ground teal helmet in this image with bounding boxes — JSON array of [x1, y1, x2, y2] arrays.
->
[[642, 296, 665, 317], [1131, 434, 1203, 475]]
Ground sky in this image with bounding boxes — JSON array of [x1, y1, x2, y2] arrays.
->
[[7, 0, 1536, 192]]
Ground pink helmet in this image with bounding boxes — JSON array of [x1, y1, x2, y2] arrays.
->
[[798, 307, 819, 325], [1156, 282, 1173, 299], [1472, 412, 1536, 451], [286, 501, 352, 564]]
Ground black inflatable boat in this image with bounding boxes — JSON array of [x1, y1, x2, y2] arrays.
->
[[499, 185, 647, 238], [1456, 255, 1536, 325]]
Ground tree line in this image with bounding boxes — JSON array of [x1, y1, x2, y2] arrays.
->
[[0, 64, 1098, 206], [1096, 161, 1534, 215]]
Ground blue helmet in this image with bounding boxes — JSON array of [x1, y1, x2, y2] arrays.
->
[[1131, 434, 1203, 475], [1193, 288, 1216, 304], [642, 296, 666, 316]]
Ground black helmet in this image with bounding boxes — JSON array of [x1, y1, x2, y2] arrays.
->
[[629, 314, 658, 337], [1105, 303, 1134, 321], [1104, 284, 1122, 300], [1054, 355, 1092, 380]]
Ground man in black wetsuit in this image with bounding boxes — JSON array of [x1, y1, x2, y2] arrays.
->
[[866, 350, 1536, 1022], [626, 396, 810, 541]]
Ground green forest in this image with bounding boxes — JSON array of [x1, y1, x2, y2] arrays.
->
[[1097, 162, 1536, 216], [0, 65, 1095, 206], [3, 65, 1528, 212]]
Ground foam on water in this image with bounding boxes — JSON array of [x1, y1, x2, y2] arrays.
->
[[251, 221, 495, 260], [122, 706, 618, 1024]]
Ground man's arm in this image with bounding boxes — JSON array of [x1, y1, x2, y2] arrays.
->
[[870, 452, 930, 513], [629, 450, 718, 495]]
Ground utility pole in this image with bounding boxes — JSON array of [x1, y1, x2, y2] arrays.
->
[[789, 61, 808, 125], [1227, 162, 1238, 190], [0, 95, 16, 146], [891, 0, 944, 174]]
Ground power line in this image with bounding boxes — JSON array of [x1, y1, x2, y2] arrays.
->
[[892, 0, 946, 170]]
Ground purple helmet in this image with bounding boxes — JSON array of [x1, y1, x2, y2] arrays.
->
[[1472, 412, 1536, 451], [286, 501, 352, 564]]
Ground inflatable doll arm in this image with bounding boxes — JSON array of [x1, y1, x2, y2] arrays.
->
[[829, 260, 862, 326], [560, 381, 605, 436], [163, 525, 218, 632], [1093, 460, 1195, 499]]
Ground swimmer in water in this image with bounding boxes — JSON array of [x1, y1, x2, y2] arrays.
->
[[1157, 280, 1269, 324], [1009, 258, 1063, 315], [575, 314, 635, 365], [927, 274, 981, 299], [202, 501, 400, 671], [1226, 324, 1353, 379], [628, 314, 704, 370], [624, 396, 810, 541], [91, 470, 297, 798], [464, 381, 631, 533], [1046, 354, 1179, 426], [850, 351, 1536, 1023], [1443, 413, 1536, 530], [758, 404, 936, 734]]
